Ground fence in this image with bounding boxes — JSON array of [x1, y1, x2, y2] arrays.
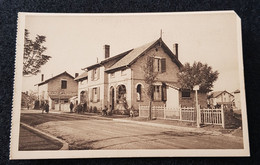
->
[[139, 105, 224, 128]]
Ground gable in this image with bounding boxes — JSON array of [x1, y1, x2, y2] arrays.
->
[[105, 38, 182, 73]]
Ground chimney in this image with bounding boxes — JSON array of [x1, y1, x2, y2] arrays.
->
[[173, 43, 178, 59], [75, 73, 79, 78], [41, 74, 44, 82], [104, 45, 110, 59]]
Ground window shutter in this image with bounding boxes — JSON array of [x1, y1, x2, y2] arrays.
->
[[148, 57, 154, 73], [97, 68, 100, 80], [162, 84, 167, 101], [91, 70, 94, 81], [161, 58, 166, 73], [90, 88, 93, 102], [97, 87, 100, 102]]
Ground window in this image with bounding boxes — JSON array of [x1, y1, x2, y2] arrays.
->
[[153, 57, 166, 73], [182, 90, 191, 98], [110, 72, 115, 78], [61, 80, 67, 89], [136, 84, 142, 101], [91, 68, 100, 81], [91, 87, 100, 102], [153, 85, 161, 101]]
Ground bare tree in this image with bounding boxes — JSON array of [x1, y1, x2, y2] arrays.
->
[[23, 29, 51, 75], [143, 56, 158, 120]]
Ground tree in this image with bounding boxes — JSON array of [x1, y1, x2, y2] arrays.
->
[[23, 29, 51, 75], [143, 56, 158, 120], [177, 61, 219, 92]]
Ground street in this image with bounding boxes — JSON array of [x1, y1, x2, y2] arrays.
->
[[19, 110, 243, 150]]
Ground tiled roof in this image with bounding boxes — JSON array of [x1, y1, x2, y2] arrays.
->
[[36, 71, 74, 86], [74, 71, 88, 81], [106, 39, 159, 71]]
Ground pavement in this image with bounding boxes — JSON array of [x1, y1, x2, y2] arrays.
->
[[21, 109, 243, 138], [19, 109, 243, 150]]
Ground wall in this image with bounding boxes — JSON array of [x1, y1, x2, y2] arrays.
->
[[88, 66, 105, 110], [130, 43, 180, 110], [179, 91, 207, 108], [47, 74, 78, 95]]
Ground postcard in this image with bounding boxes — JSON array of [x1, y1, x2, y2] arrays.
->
[[10, 11, 249, 159]]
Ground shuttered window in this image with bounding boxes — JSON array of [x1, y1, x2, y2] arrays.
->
[[161, 58, 166, 73]]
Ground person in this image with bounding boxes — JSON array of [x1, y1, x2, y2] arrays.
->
[[41, 101, 45, 114], [130, 106, 134, 118], [70, 102, 74, 113], [45, 101, 49, 113], [102, 106, 108, 116]]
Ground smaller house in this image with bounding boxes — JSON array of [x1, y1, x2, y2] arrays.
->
[[232, 89, 241, 110], [36, 71, 78, 111], [208, 90, 234, 109]]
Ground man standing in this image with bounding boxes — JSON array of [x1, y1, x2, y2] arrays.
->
[[70, 102, 74, 113]]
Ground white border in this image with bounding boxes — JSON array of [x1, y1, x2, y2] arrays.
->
[[10, 11, 250, 159]]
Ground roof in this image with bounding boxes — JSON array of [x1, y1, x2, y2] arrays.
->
[[211, 90, 234, 98], [105, 38, 182, 72], [83, 38, 182, 73], [106, 39, 158, 72], [36, 71, 75, 86], [83, 49, 133, 70], [74, 71, 88, 81]]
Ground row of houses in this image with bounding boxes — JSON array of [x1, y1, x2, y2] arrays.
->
[[34, 38, 241, 113]]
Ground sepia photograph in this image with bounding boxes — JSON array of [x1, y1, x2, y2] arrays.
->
[[10, 11, 249, 159]]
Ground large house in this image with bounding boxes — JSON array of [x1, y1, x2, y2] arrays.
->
[[75, 38, 207, 114], [36, 71, 78, 111], [208, 90, 234, 108]]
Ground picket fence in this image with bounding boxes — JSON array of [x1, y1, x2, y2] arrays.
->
[[139, 105, 224, 128]]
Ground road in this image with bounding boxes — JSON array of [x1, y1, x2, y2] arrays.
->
[[20, 110, 243, 150]]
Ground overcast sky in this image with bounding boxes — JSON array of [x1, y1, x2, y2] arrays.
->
[[22, 12, 242, 93]]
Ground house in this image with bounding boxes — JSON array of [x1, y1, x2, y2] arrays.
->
[[36, 71, 78, 111], [232, 89, 241, 110], [208, 90, 234, 109], [76, 38, 207, 114]]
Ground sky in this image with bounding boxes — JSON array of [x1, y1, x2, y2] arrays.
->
[[21, 12, 242, 93]]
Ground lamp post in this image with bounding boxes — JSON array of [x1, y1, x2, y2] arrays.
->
[[193, 85, 200, 128]]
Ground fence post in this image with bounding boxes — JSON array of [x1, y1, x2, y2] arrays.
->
[[221, 105, 225, 128], [198, 105, 201, 125], [179, 105, 182, 121]]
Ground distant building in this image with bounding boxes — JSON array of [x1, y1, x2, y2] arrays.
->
[[36, 71, 78, 111], [232, 89, 241, 110], [75, 38, 207, 114], [208, 90, 234, 108]]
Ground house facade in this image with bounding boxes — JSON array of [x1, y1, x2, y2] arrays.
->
[[76, 38, 207, 114], [36, 71, 78, 111], [208, 90, 234, 108]]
